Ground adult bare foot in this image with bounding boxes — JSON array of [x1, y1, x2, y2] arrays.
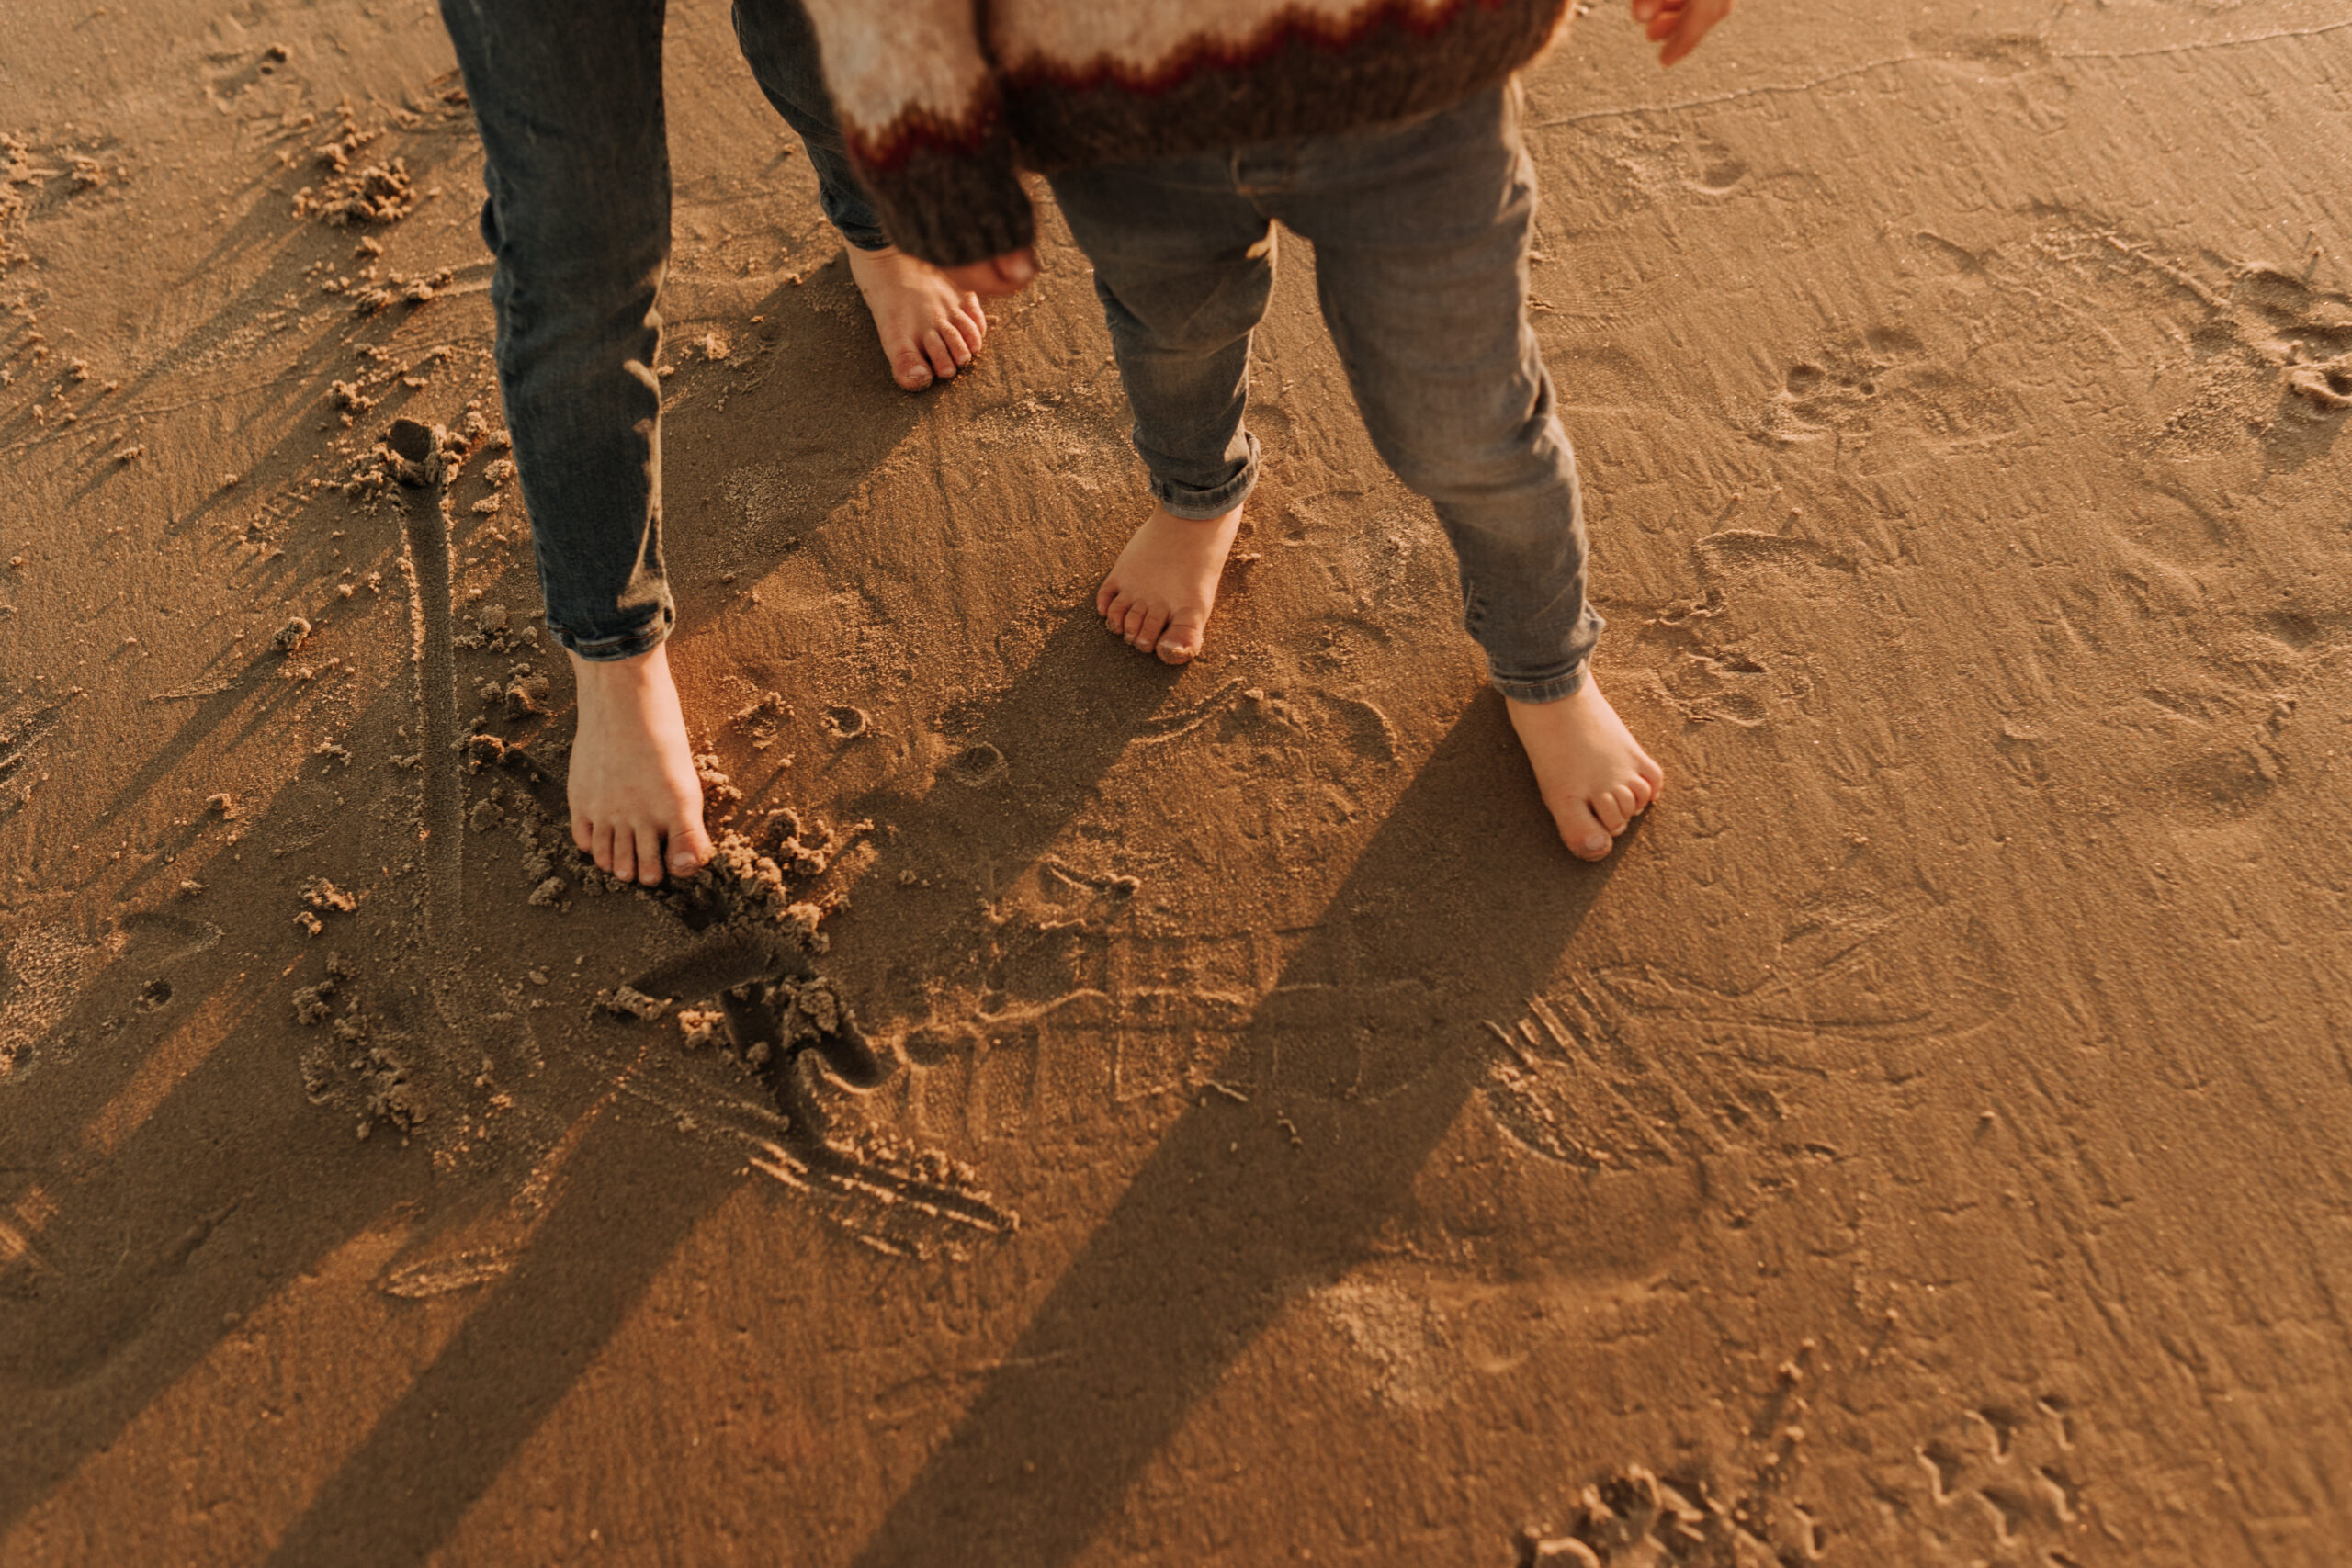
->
[[566, 642, 715, 886], [1095, 502, 1245, 665], [1506, 677, 1665, 861], [844, 243, 989, 391]]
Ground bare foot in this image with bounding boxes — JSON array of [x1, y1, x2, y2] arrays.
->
[[845, 243, 989, 391], [1095, 502, 1245, 665], [1506, 677, 1665, 861], [566, 642, 715, 886]]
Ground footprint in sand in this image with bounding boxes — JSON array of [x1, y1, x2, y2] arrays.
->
[[1909, 1394, 2092, 1564]]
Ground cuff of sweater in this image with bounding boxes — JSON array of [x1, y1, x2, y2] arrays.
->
[[856, 131, 1036, 269]]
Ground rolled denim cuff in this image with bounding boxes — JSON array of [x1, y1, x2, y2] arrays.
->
[[1148, 430, 1260, 520], [548, 604, 673, 662], [1483, 605, 1604, 704], [1487, 660, 1589, 705]]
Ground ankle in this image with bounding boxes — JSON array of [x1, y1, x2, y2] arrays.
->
[[568, 642, 672, 704]]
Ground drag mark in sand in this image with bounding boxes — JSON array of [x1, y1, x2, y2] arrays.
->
[[623, 926, 1020, 1254], [0, 690, 74, 827], [390, 422, 537, 1123]]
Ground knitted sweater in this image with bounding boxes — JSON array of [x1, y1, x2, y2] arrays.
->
[[800, 0, 1572, 266]]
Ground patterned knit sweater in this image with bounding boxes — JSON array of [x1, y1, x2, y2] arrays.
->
[[801, 0, 1572, 266]]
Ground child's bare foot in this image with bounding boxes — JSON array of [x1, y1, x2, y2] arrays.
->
[[1506, 677, 1665, 861], [845, 243, 989, 391], [1095, 502, 1245, 665], [566, 642, 715, 886]]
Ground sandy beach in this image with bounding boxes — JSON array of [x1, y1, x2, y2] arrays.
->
[[4, 1, 2351, 1562]]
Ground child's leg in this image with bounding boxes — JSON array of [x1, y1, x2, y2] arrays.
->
[[730, 0, 988, 390], [1279, 87, 1662, 858], [1046, 160, 1276, 662], [440, 0, 713, 885]]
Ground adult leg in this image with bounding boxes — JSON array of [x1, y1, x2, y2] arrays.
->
[[1049, 156, 1276, 661], [1280, 87, 1661, 856], [440, 0, 713, 883], [731, 0, 989, 389]]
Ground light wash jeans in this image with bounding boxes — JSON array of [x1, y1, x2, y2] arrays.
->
[[436, 0, 880, 660], [1048, 86, 1603, 702]]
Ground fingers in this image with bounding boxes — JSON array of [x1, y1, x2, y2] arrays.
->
[[942, 247, 1040, 298], [990, 249, 1038, 290], [1655, 0, 1730, 64]]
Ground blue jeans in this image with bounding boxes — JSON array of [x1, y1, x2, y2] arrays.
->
[[436, 0, 883, 660], [1048, 86, 1602, 702]]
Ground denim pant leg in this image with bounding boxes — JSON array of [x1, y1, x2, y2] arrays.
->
[[1046, 159, 1273, 519], [439, 0, 674, 660], [730, 0, 889, 252], [1278, 88, 1602, 702]]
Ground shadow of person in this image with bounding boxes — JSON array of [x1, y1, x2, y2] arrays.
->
[[0, 250, 946, 1546], [848, 689, 1617, 1567], [254, 1091, 739, 1568], [230, 607, 1194, 1568]]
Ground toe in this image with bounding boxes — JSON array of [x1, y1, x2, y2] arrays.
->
[[669, 818, 715, 878], [605, 823, 635, 883], [958, 296, 988, 346], [1637, 754, 1666, 797], [590, 821, 613, 874], [891, 349, 933, 391], [633, 825, 665, 886], [1134, 603, 1170, 654], [944, 321, 974, 368], [922, 329, 957, 380], [1157, 615, 1204, 665], [1119, 601, 1152, 648], [1556, 801, 1614, 862], [1592, 788, 1631, 834], [572, 808, 594, 855], [1096, 575, 1123, 618], [1609, 783, 1644, 828]]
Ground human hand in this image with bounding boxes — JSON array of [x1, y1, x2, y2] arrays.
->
[[1630, 0, 1732, 66], [942, 247, 1040, 297]]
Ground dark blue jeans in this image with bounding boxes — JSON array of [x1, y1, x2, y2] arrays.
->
[[1050, 86, 1603, 702], [437, 0, 881, 660]]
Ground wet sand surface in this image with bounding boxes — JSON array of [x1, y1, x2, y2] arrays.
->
[[4, 2, 2350, 1563]]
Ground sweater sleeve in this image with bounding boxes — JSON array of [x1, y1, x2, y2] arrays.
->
[[798, 0, 1035, 268]]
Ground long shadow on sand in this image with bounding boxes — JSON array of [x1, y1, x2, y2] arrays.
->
[[847, 692, 1614, 1567], [241, 611, 1190, 1566], [0, 261, 942, 1547]]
